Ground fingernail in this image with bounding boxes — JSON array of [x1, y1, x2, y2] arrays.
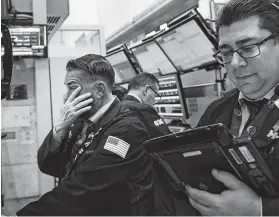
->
[[212, 168, 218, 175], [185, 185, 191, 191]]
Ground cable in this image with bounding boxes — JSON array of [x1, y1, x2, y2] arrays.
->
[[1, 24, 13, 100], [205, 19, 216, 23]]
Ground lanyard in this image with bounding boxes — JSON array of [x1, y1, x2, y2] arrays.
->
[[230, 94, 279, 147], [64, 127, 102, 178]]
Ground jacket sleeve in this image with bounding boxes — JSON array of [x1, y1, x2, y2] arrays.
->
[[17, 116, 150, 216], [37, 129, 73, 178]]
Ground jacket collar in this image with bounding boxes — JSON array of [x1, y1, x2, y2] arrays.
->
[[238, 85, 276, 104], [89, 96, 116, 123], [92, 97, 122, 131], [215, 88, 240, 128], [124, 94, 142, 103]]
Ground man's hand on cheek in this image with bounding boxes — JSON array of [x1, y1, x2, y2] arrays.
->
[[185, 169, 261, 216], [56, 87, 93, 137]]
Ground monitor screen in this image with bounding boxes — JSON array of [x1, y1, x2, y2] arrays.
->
[[155, 19, 216, 72], [1, 25, 47, 57], [131, 41, 177, 75], [106, 51, 137, 84]]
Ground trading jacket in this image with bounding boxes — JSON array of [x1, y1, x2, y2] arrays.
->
[[122, 95, 177, 215], [197, 88, 279, 216], [17, 98, 154, 216], [121, 95, 171, 138]]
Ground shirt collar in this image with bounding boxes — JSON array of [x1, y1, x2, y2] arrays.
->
[[127, 94, 142, 103], [89, 96, 116, 123], [238, 86, 275, 105]]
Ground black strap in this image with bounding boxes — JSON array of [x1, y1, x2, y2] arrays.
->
[[242, 94, 278, 139], [64, 124, 101, 179], [230, 93, 278, 140], [244, 98, 268, 128]]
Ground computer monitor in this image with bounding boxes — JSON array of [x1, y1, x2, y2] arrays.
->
[[106, 50, 137, 84], [155, 18, 217, 72], [131, 40, 177, 75], [1, 25, 47, 57]]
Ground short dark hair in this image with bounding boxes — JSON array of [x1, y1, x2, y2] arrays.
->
[[216, 0, 279, 36], [112, 85, 128, 101], [128, 73, 159, 91], [66, 54, 115, 88]]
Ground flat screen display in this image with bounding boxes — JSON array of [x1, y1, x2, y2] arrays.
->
[[1, 25, 47, 57], [155, 19, 216, 72], [131, 41, 177, 75], [106, 51, 137, 84]]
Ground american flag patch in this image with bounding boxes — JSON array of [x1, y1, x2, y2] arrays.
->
[[104, 136, 130, 158]]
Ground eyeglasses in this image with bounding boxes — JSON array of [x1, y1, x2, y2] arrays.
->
[[214, 31, 279, 64], [146, 85, 161, 98]]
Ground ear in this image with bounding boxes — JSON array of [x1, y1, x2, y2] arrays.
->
[[143, 85, 149, 96], [95, 82, 106, 98]]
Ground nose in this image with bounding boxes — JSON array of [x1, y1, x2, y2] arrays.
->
[[230, 52, 247, 68]]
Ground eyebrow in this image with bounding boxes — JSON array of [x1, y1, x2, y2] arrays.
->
[[235, 37, 258, 45], [64, 81, 78, 86], [219, 37, 259, 50]]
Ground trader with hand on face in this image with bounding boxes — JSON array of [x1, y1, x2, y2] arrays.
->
[[185, 0, 279, 216], [16, 54, 154, 216]]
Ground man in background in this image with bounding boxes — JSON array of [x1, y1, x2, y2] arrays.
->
[[122, 72, 171, 138], [121, 73, 178, 215]]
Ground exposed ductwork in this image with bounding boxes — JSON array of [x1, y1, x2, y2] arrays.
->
[[106, 0, 199, 50], [1, 0, 69, 41]]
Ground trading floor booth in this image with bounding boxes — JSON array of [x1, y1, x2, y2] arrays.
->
[[130, 8, 223, 128], [153, 9, 221, 127], [130, 37, 189, 132]]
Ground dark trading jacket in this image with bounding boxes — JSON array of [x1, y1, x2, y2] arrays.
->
[[122, 95, 176, 215], [197, 88, 279, 216], [122, 95, 171, 138], [17, 98, 154, 216]]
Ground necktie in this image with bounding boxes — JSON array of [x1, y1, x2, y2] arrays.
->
[[71, 119, 94, 157], [62, 120, 94, 180], [244, 98, 268, 128]]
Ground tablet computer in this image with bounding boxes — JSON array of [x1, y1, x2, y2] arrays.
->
[[144, 123, 237, 194]]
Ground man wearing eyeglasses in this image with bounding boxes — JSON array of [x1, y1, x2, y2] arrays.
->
[[121, 73, 174, 215], [122, 72, 171, 138], [184, 0, 279, 216]]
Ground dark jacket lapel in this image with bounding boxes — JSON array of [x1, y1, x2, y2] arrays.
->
[[198, 88, 239, 128]]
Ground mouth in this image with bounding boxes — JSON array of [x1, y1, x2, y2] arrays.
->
[[236, 73, 255, 79]]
